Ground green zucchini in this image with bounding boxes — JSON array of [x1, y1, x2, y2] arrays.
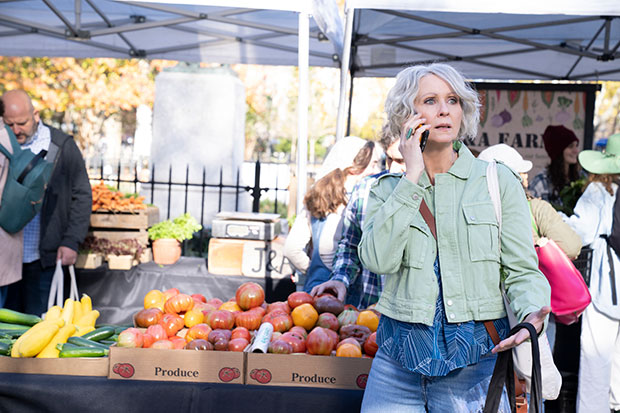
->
[[82, 326, 115, 342], [67, 336, 109, 349], [98, 340, 117, 345], [0, 341, 11, 356], [0, 322, 33, 331], [0, 309, 41, 326], [59, 347, 109, 358], [0, 329, 28, 338], [56, 342, 80, 351]]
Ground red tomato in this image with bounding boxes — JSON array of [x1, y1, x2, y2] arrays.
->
[[280, 332, 306, 353], [262, 311, 293, 333], [206, 310, 235, 330], [316, 312, 340, 332], [287, 292, 314, 309], [142, 333, 155, 349], [268, 339, 293, 354], [164, 293, 194, 314], [231, 326, 251, 342], [163, 288, 180, 301], [151, 339, 174, 350], [159, 314, 185, 337], [307, 327, 333, 355], [363, 332, 378, 357], [169, 336, 187, 349], [228, 337, 249, 352], [266, 301, 291, 314], [191, 294, 207, 303], [235, 282, 265, 310]]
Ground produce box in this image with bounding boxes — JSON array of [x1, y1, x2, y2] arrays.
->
[[211, 211, 281, 241], [90, 206, 160, 229], [245, 353, 372, 390], [88, 206, 159, 247], [207, 236, 292, 278], [75, 253, 104, 269], [0, 357, 109, 376], [108, 346, 244, 384]]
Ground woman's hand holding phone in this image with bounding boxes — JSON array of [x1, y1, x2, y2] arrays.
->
[[399, 113, 430, 184]]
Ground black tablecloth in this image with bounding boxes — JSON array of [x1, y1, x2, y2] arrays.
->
[[0, 373, 364, 413], [76, 257, 295, 325]]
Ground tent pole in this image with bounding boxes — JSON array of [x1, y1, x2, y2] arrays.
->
[[296, 11, 309, 214], [346, 70, 354, 136], [335, 6, 354, 142]]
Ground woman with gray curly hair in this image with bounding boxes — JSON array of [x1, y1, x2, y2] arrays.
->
[[358, 63, 551, 411]]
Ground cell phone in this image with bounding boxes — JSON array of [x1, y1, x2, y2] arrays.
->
[[406, 127, 430, 152]]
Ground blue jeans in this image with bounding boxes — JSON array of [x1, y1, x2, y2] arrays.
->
[[5, 261, 55, 317], [361, 347, 510, 413]]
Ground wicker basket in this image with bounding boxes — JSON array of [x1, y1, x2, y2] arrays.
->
[[573, 246, 593, 286]]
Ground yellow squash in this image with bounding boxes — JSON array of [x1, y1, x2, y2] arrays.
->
[[11, 318, 65, 358], [76, 310, 99, 328], [44, 306, 62, 321], [80, 294, 92, 314], [72, 325, 95, 337], [60, 299, 74, 326], [36, 323, 76, 358], [72, 300, 83, 325]]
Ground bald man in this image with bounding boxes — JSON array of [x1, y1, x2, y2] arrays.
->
[[2, 90, 91, 316]]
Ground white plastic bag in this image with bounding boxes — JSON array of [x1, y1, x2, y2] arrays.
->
[[47, 259, 79, 312]]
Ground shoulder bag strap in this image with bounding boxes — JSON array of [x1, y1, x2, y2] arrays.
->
[[419, 199, 437, 240]]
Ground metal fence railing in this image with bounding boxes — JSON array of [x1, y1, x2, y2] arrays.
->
[[88, 159, 290, 257]]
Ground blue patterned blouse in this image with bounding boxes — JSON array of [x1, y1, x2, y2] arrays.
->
[[376, 257, 510, 377]]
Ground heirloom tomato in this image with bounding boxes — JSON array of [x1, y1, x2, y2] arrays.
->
[[159, 314, 185, 337], [164, 293, 194, 314], [287, 292, 314, 309], [185, 323, 212, 342], [266, 301, 290, 314], [231, 326, 251, 342], [134, 308, 164, 328], [143, 289, 165, 311], [235, 282, 265, 310], [268, 339, 293, 354], [289, 326, 308, 340], [191, 294, 207, 303], [163, 288, 180, 300], [316, 312, 340, 332], [291, 303, 318, 330], [206, 310, 235, 330], [336, 342, 362, 357], [146, 324, 168, 342], [219, 301, 242, 313], [170, 336, 187, 349], [183, 308, 205, 328], [235, 309, 263, 331], [337, 308, 359, 328], [356, 310, 380, 332], [306, 327, 333, 355], [228, 338, 249, 352], [262, 311, 293, 333], [280, 332, 306, 353], [185, 339, 213, 351], [313, 294, 344, 315], [151, 339, 174, 350], [363, 332, 378, 357], [142, 333, 155, 348], [118, 328, 144, 348]]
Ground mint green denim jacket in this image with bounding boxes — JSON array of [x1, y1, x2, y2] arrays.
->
[[359, 144, 550, 326]]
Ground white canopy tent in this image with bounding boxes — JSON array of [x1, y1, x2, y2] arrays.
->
[[336, 0, 620, 139], [0, 0, 344, 213]]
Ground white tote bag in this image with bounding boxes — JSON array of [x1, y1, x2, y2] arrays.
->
[[486, 161, 562, 400], [47, 259, 79, 312]]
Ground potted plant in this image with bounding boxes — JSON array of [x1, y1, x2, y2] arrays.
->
[[148, 213, 202, 265]]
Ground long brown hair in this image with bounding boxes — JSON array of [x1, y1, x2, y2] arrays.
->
[[304, 169, 348, 219], [547, 156, 582, 199], [343, 141, 376, 176], [585, 173, 620, 196]]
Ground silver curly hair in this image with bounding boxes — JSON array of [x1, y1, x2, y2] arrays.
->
[[384, 63, 480, 142]]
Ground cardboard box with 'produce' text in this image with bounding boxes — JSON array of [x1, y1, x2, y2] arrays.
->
[[245, 353, 372, 390], [108, 346, 244, 384]]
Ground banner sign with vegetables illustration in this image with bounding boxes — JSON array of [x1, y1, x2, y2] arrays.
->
[[465, 83, 597, 177]]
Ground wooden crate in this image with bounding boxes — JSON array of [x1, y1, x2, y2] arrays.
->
[[88, 229, 149, 246], [90, 206, 159, 230]]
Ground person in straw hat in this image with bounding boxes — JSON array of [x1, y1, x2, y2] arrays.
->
[[564, 133, 620, 413]]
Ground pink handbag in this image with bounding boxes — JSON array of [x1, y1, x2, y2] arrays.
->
[[535, 237, 591, 325]]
